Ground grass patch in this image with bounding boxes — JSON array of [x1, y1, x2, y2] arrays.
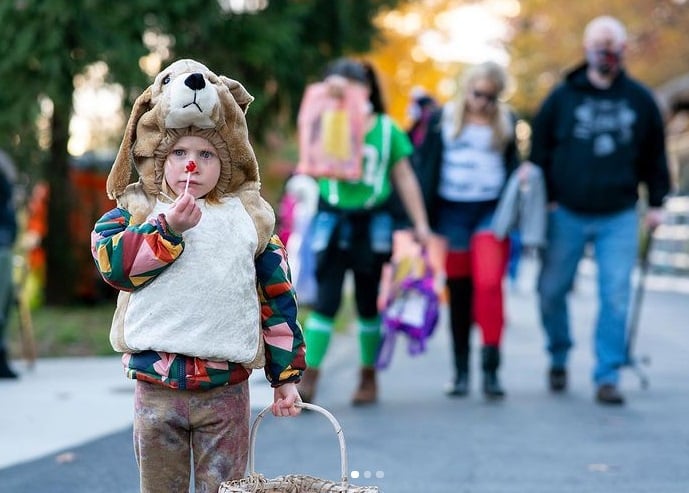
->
[[7, 292, 358, 361], [8, 302, 117, 359]]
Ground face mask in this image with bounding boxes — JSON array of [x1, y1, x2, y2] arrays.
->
[[587, 49, 622, 76], [407, 103, 421, 122]]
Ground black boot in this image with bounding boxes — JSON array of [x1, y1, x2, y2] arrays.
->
[[446, 278, 472, 397], [481, 345, 504, 399], [447, 348, 470, 396], [0, 348, 18, 379]]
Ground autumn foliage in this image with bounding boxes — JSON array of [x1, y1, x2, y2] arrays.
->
[[368, 0, 689, 124]]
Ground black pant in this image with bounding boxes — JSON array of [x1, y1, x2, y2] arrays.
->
[[314, 248, 387, 319]]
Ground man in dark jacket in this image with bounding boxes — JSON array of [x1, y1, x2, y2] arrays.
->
[[529, 16, 670, 405]]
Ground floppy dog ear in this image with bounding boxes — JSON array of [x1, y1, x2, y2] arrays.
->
[[219, 76, 254, 114], [106, 87, 153, 200]]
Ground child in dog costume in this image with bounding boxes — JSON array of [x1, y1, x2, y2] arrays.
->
[[91, 59, 305, 492]]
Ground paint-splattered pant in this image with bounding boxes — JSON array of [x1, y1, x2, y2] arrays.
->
[[133, 380, 250, 493]]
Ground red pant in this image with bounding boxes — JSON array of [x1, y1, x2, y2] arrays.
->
[[445, 232, 509, 346]]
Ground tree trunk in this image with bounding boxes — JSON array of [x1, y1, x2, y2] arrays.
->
[[43, 104, 77, 305]]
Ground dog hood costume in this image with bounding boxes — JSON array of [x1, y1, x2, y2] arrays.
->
[[101, 59, 276, 364], [106, 58, 275, 251]]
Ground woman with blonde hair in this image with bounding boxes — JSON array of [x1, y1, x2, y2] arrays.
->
[[415, 61, 520, 399]]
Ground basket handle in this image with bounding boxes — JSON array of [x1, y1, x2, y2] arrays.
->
[[248, 402, 349, 484]]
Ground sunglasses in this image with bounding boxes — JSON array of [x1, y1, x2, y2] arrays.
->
[[472, 90, 498, 103]]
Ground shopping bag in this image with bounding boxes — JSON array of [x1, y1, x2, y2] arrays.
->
[[376, 246, 440, 369], [377, 230, 447, 311]]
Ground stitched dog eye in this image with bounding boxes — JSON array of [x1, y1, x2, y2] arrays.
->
[[162, 75, 171, 85]]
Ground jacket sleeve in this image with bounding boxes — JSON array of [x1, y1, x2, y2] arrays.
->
[[503, 110, 522, 176], [529, 88, 561, 203], [90, 207, 184, 291], [519, 166, 547, 248], [640, 94, 671, 207], [414, 108, 444, 221], [255, 234, 306, 387], [0, 173, 17, 244], [491, 172, 519, 240]]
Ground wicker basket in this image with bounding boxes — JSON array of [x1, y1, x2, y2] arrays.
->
[[219, 403, 379, 493]]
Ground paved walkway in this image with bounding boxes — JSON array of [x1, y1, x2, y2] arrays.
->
[[0, 358, 274, 470], [2, 257, 689, 492]]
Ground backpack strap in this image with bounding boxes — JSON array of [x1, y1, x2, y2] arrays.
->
[[365, 114, 392, 209]]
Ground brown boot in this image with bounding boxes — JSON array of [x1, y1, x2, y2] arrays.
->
[[297, 368, 319, 403], [351, 367, 377, 406]]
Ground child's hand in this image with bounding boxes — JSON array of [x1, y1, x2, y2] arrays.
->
[[271, 383, 302, 417], [165, 193, 202, 233]]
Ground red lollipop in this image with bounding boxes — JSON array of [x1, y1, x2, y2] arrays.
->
[[184, 160, 197, 194]]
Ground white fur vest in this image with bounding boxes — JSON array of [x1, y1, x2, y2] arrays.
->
[[120, 197, 261, 362]]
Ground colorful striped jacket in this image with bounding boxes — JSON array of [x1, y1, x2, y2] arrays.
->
[[91, 206, 306, 390]]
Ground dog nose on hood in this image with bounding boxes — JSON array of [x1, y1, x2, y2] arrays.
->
[[185, 73, 206, 91]]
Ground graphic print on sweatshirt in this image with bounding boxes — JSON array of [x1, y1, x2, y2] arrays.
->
[[573, 97, 636, 157]]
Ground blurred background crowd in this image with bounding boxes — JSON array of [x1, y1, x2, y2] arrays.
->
[[1, 0, 688, 357]]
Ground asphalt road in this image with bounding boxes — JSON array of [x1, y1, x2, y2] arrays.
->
[[2, 258, 689, 492]]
